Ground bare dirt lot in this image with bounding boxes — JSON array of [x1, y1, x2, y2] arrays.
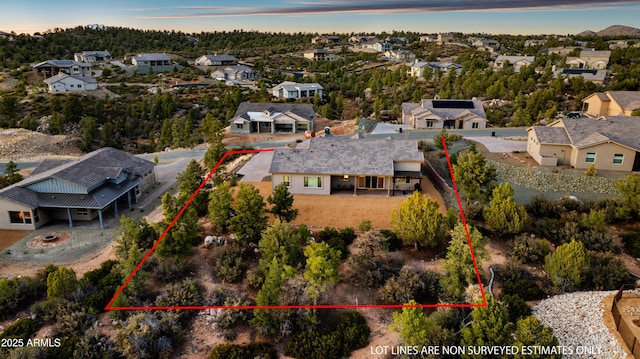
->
[[0, 128, 81, 161], [245, 181, 445, 230], [0, 230, 31, 252]]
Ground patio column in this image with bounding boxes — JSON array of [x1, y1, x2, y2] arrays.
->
[[271, 122, 275, 134], [113, 201, 119, 218], [98, 209, 104, 230], [127, 191, 132, 208], [387, 177, 391, 197], [67, 208, 73, 228], [353, 176, 357, 196]]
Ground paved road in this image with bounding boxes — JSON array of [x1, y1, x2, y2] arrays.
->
[[366, 127, 528, 140]]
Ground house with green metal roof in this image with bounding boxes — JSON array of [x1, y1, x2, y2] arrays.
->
[[0, 148, 155, 230]]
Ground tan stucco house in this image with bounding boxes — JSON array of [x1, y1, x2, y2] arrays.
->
[[269, 137, 424, 196], [581, 91, 640, 117], [527, 116, 640, 171], [402, 99, 487, 130]]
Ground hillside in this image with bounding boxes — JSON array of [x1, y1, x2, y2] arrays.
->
[[579, 25, 640, 37]]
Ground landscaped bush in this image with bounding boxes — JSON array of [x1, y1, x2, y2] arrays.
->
[[622, 232, 640, 258], [510, 235, 551, 264], [209, 343, 278, 359], [379, 229, 402, 252]]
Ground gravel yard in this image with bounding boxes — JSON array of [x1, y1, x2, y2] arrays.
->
[[533, 291, 629, 358]]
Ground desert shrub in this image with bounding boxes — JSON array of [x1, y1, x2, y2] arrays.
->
[[334, 311, 371, 356], [463, 202, 485, 221], [500, 294, 532, 323], [211, 245, 244, 283], [116, 312, 184, 359], [245, 268, 265, 290], [526, 195, 563, 219], [559, 197, 582, 212], [502, 279, 545, 301], [0, 318, 41, 339], [209, 343, 278, 359], [379, 229, 402, 252], [153, 257, 190, 282], [536, 218, 564, 243], [583, 252, 631, 291], [379, 267, 441, 304], [344, 254, 388, 288], [47, 335, 80, 359], [0, 275, 46, 320], [316, 227, 354, 258], [358, 219, 372, 232], [286, 331, 341, 359], [622, 232, 640, 258], [495, 259, 529, 283], [510, 235, 551, 264], [576, 230, 617, 253], [594, 198, 629, 223], [156, 279, 202, 325], [215, 296, 253, 329]]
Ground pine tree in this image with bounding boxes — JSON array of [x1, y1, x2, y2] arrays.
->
[[391, 191, 444, 249], [483, 182, 528, 236], [441, 223, 487, 301], [461, 297, 513, 358], [230, 183, 268, 244], [453, 148, 496, 202], [544, 240, 590, 291], [390, 300, 434, 346], [208, 182, 234, 233], [267, 183, 298, 223]]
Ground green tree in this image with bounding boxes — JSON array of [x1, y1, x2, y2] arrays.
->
[[117, 241, 149, 296], [441, 223, 488, 300], [617, 174, 640, 215], [251, 257, 286, 336], [230, 183, 268, 244], [115, 216, 157, 259], [304, 241, 341, 304], [483, 182, 528, 236], [513, 316, 560, 359], [156, 207, 199, 259], [453, 149, 496, 202], [461, 297, 513, 358], [544, 240, 590, 291], [391, 192, 444, 249], [47, 267, 78, 300], [208, 182, 234, 233], [177, 159, 210, 215], [79, 116, 97, 152], [258, 220, 305, 272], [390, 300, 433, 346], [267, 183, 298, 222], [49, 112, 65, 135]]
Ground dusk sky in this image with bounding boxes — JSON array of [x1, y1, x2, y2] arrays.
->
[[2, 0, 640, 35]]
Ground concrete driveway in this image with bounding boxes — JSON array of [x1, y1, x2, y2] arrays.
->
[[464, 136, 527, 153], [237, 151, 274, 182]]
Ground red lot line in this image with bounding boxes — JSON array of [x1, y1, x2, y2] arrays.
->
[[106, 139, 486, 311]]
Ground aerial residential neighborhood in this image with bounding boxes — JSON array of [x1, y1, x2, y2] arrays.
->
[[2, 2, 640, 358]]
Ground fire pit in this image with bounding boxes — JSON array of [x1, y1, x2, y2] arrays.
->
[[43, 234, 57, 242]]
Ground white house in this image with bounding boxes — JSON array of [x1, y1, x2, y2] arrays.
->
[[402, 98, 487, 130], [211, 65, 257, 81], [74, 50, 111, 63], [407, 60, 462, 77], [566, 50, 611, 69], [43, 73, 98, 92], [303, 49, 337, 61], [493, 55, 535, 73], [194, 54, 237, 66], [272, 81, 323, 99], [230, 102, 315, 134], [384, 49, 415, 62]]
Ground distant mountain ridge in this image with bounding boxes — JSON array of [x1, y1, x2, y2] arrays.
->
[[578, 25, 640, 36]]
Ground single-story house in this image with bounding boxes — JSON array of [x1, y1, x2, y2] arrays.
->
[[230, 102, 315, 134], [402, 98, 487, 130], [271, 81, 323, 99], [359, 41, 392, 52], [32, 60, 92, 80], [384, 49, 415, 62], [132, 53, 174, 72], [407, 60, 462, 77], [195, 54, 237, 66], [211, 65, 257, 81], [269, 137, 424, 195], [527, 116, 640, 171], [553, 68, 607, 85], [566, 50, 610, 69], [581, 91, 640, 117], [74, 50, 112, 63], [303, 49, 336, 61], [43, 73, 98, 92], [524, 39, 547, 47], [493, 56, 535, 73], [311, 35, 340, 44], [0, 147, 156, 230], [437, 33, 456, 45]]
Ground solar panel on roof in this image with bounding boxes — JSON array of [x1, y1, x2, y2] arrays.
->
[[562, 69, 597, 75], [432, 100, 475, 109]]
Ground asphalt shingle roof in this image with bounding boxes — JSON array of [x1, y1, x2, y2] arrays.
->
[[233, 102, 315, 122], [532, 126, 571, 144], [269, 137, 424, 176], [562, 116, 640, 150], [606, 91, 640, 111]]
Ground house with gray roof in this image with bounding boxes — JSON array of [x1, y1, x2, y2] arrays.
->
[[132, 53, 175, 72], [402, 98, 487, 130], [581, 91, 640, 117], [527, 116, 640, 171], [553, 68, 607, 85], [493, 55, 535, 73], [230, 102, 315, 134], [43, 73, 98, 92], [211, 65, 257, 81], [74, 50, 112, 63], [0, 148, 155, 230], [407, 60, 462, 77], [269, 137, 424, 195], [271, 81, 323, 99], [32, 59, 92, 80], [566, 50, 611, 69], [195, 54, 237, 66]]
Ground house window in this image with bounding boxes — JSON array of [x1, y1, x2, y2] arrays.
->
[[283, 175, 290, 187], [426, 121, 434, 128], [23, 211, 32, 224], [304, 176, 322, 188], [76, 209, 89, 216], [9, 211, 24, 224], [236, 124, 243, 129], [585, 152, 596, 163], [359, 176, 385, 189], [135, 185, 141, 196], [472, 122, 479, 129], [613, 154, 624, 164], [395, 177, 410, 184]]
